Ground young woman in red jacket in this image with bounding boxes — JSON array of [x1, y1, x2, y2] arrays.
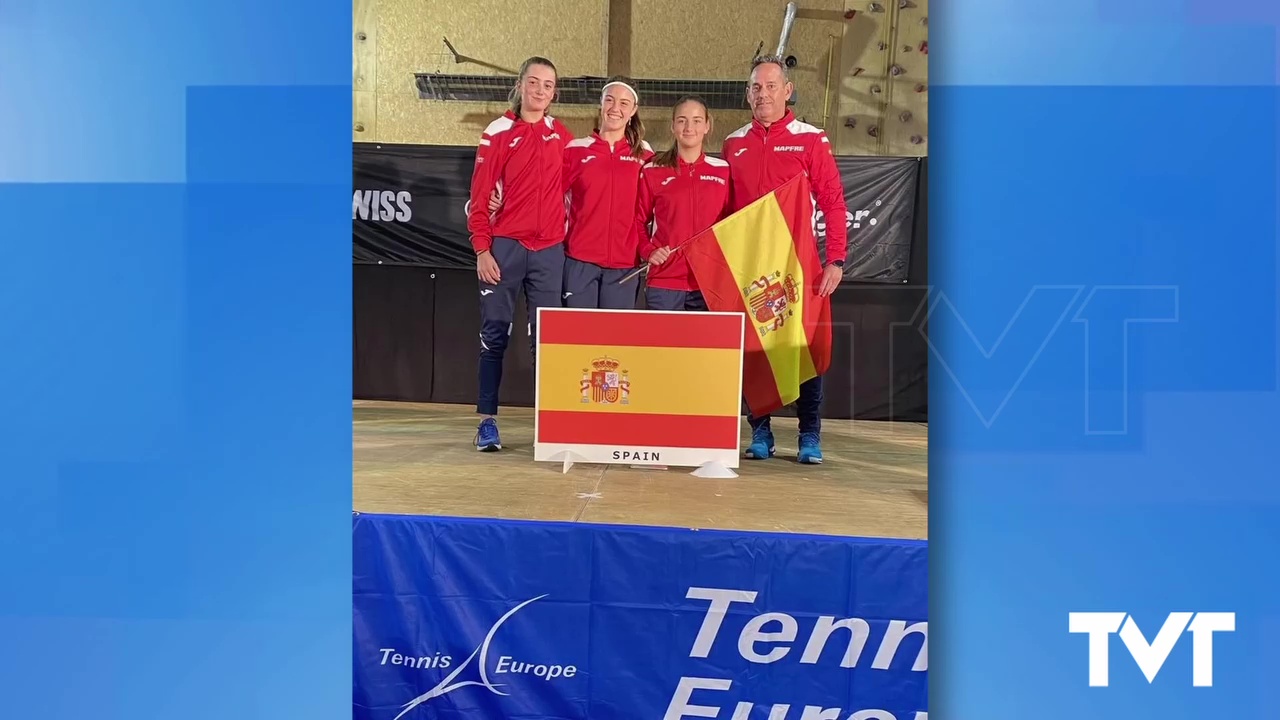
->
[[559, 76, 655, 308], [634, 96, 731, 312], [466, 56, 574, 451]]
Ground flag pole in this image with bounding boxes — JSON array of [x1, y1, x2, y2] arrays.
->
[[617, 264, 648, 285]]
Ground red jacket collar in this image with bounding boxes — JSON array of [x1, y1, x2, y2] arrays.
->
[[506, 109, 548, 126], [676, 151, 706, 169], [591, 131, 633, 155], [752, 108, 795, 135]]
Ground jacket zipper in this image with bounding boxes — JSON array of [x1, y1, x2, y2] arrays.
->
[[536, 125, 543, 245], [607, 144, 613, 268], [760, 122, 771, 192], [682, 161, 691, 278]]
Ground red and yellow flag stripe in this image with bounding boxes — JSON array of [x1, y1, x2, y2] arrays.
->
[[684, 173, 832, 417], [535, 309, 744, 452]]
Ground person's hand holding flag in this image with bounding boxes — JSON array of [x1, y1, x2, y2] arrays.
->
[[648, 246, 674, 267]]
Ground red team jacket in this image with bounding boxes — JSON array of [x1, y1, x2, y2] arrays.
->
[[467, 110, 575, 254], [562, 133, 655, 269], [634, 153, 733, 292], [721, 109, 848, 265]]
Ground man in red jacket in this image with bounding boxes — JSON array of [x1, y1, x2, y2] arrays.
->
[[722, 55, 849, 464]]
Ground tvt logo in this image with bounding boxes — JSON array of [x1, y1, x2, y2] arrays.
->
[[916, 285, 1180, 435], [1069, 612, 1235, 687]]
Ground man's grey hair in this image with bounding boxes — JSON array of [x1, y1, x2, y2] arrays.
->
[[749, 55, 790, 82]]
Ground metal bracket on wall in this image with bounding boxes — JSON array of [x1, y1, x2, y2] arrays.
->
[[440, 36, 519, 75], [415, 73, 755, 110]]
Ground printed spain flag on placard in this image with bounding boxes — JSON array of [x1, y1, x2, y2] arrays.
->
[[684, 173, 833, 418], [533, 308, 744, 468]]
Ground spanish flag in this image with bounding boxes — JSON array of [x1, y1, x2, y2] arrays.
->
[[684, 173, 832, 418], [534, 308, 744, 468]]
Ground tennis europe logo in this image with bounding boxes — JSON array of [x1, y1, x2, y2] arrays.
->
[[382, 595, 578, 720]]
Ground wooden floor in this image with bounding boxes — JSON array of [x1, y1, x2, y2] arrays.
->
[[353, 401, 928, 540]]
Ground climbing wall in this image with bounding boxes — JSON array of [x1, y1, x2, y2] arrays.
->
[[355, 0, 928, 157], [834, 0, 928, 156]]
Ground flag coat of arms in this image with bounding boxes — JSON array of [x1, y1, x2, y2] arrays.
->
[[684, 173, 833, 417], [534, 308, 744, 468]]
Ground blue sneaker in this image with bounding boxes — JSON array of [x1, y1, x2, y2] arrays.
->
[[797, 431, 823, 464], [475, 418, 502, 451], [745, 425, 775, 459]]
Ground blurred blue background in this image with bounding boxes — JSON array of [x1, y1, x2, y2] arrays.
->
[[932, 1, 1279, 717], [0, 2, 352, 718]]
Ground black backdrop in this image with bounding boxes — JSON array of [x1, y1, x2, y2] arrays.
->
[[353, 143, 929, 422], [354, 142, 920, 282]]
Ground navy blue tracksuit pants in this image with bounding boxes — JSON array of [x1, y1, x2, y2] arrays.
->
[[562, 256, 639, 309], [644, 287, 707, 312], [476, 237, 564, 416]]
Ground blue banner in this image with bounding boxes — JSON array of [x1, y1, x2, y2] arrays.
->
[[353, 513, 927, 720]]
